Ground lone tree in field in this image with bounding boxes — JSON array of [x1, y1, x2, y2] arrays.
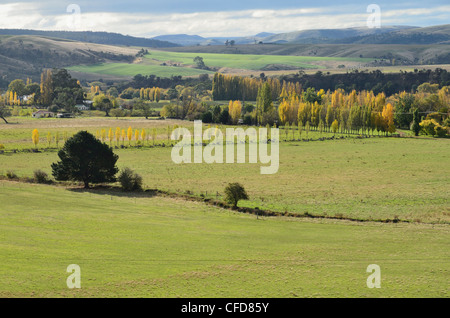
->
[[224, 183, 249, 208], [51, 131, 119, 188]]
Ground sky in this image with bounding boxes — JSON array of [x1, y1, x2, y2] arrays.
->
[[0, 1, 449, 38]]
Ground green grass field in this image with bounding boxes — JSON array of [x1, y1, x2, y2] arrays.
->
[[67, 50, 372, 78], [145, 50, 371, 70], [0, 181, 448, 297], [1, 118, 449, 223], [0, 116, 335, 150], [1, 117, 449, 297]]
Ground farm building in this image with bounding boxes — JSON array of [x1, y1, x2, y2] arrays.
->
[[75, 104, 90, 111], [32, 110, 55, 118]]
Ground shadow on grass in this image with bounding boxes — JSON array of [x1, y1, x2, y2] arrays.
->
[[68, 185, 159, 199]]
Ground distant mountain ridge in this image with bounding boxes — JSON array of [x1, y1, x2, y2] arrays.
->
[[0, 29, 180, 48], [337, 24, 450, 45], [152, 32, 276, 46], [263, 26, 416, 44], [151, 25, 450, 46]]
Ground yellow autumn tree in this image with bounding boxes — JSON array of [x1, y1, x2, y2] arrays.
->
[[46, 132, 52, 148], [331, 119, 339, 135], [101, 129, 106, 142], [114, 128, 120, 146], [141, 129, 147, 145], [32, 129, 39, 148], [127, 127, 133, 146], [121, 129, 126, 146], [228, 100, 242, 125], [108, 128, 114, 146], [382, 103, 396, 134], [154, 87, 161, 102], [278, 99, 289, 125], [9, 91, 14, 105], [135, 129, 140, 145]]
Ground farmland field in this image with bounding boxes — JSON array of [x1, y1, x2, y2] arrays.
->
[[0, 118, 449, 224], [67, 50, 373, 78], [144, 50, 372, 70], [0, 181, 448, 298], [0, 117, 449, 298]]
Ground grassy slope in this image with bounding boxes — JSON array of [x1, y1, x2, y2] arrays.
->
[[0, 35, 140, 81], [164, 43, 450, 62], [145, 50, 371, 69], [0, 181, 448, 297], [0, 126, 448, 223], [67, 49, 373, 78]]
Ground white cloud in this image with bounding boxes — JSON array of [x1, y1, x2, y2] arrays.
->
[[0, 3, 44, 29], [0, 3, 448, 37], [382, 5, 450, 17]]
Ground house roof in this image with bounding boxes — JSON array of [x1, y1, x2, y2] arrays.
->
[[33, 110, 54, 114]]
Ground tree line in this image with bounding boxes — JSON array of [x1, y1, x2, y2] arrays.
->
[[212, 69, 450, 101]]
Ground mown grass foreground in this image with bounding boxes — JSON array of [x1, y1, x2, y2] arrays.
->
[[0, 181, 448, 298]]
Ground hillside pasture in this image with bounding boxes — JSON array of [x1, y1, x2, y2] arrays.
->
[[66, 50, 373, 78], [0, 181, 448, 297], [1, 118, 448, 223]]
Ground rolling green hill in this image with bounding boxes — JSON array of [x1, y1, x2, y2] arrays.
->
[[66, 50, 372, 78], [1, 31, 450, 84], [0, 35, 139, 85], [145, 50, 371, 70], [164, 43, 450, 66]]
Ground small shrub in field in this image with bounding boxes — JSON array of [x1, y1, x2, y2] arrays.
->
[[0, 144, 5, 150], [34, 170, 50, 184], [118, 168, 143, 192], [435, 125, 447, 138], [420, 119, 438, 136], [224, 183, 249, 207], [6, 171, 18, 179]]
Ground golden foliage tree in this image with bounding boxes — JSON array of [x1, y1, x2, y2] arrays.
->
[[382, 103, 396, 134], [108, 128, 114, 146], [228, 100, 242, 125], [32, 129, 39, 148], [127, 127, 133, 146]]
